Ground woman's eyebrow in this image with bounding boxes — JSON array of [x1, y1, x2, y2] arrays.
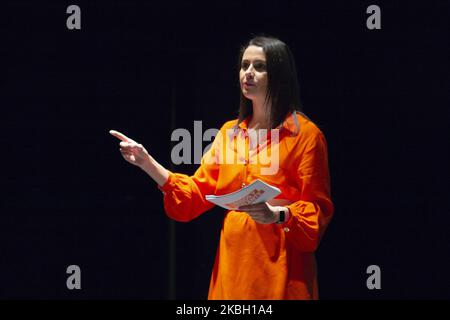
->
[[241, 59, 266, 63]]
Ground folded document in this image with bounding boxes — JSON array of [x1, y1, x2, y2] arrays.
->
[[205, 179, 281, 210]]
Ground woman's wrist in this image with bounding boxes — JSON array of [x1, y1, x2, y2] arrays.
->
[[140, 154, 169, 187], [139, 153, 154, 172]]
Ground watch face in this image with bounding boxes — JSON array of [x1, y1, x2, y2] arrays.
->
[[278, 209, 285, 223]]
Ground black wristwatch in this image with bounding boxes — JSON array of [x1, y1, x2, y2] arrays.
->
[[276, 207, 288, 224]]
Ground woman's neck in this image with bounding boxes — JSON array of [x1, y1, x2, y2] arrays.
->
[[249, 98, 270, 130]]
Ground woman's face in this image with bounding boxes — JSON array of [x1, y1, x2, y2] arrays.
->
[[240, 45, 268, 101]]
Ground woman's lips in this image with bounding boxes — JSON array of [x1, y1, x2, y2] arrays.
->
[[243, 82, 255, 87]]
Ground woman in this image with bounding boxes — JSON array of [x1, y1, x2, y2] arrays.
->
[[110, 36, 334, 299]]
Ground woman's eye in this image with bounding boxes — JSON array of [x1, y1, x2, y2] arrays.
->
[[255, 64, 266, 71], [241, 62, 266, 71]]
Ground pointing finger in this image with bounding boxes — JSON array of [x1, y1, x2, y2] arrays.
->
[[109, 130, 133, 142]]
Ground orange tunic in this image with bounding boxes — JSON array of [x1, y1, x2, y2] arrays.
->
[[159, 111, 334, 299]]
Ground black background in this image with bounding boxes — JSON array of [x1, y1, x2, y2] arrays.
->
[[1, 0, 449, 299]]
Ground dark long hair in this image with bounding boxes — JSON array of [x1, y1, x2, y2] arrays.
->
[[237, 36, 304, 129]]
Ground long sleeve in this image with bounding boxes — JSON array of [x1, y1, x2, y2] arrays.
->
[[285, 131, 334, 252], [158, 127, 222, 222]]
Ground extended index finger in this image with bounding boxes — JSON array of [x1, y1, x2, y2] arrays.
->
[[109, 130, 132, 142]]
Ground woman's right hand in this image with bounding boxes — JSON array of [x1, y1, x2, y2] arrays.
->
[[109, 130, 151, 168]]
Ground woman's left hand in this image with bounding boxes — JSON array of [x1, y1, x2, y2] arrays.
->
[[237, 202, 280, 224]]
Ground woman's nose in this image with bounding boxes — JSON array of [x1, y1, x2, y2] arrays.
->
[[245, 68, 255, 78], [246, 63, 255, 73]]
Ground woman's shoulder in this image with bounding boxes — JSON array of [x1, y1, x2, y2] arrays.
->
[[289, 112, 330, 154], [222, 118, 239, 128], [292, 111, 325, 140], [216, 118, 239, 132]]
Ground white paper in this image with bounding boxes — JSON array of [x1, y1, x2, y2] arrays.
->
[[205, 179, 281, 210]]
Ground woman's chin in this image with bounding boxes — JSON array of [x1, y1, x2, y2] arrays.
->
[[242, 91, 256, 100]]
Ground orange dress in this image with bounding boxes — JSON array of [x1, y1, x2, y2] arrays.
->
[[158, 111, 334, 299]]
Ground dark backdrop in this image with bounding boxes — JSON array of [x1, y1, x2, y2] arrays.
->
[[1, 0, 449, 299]]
